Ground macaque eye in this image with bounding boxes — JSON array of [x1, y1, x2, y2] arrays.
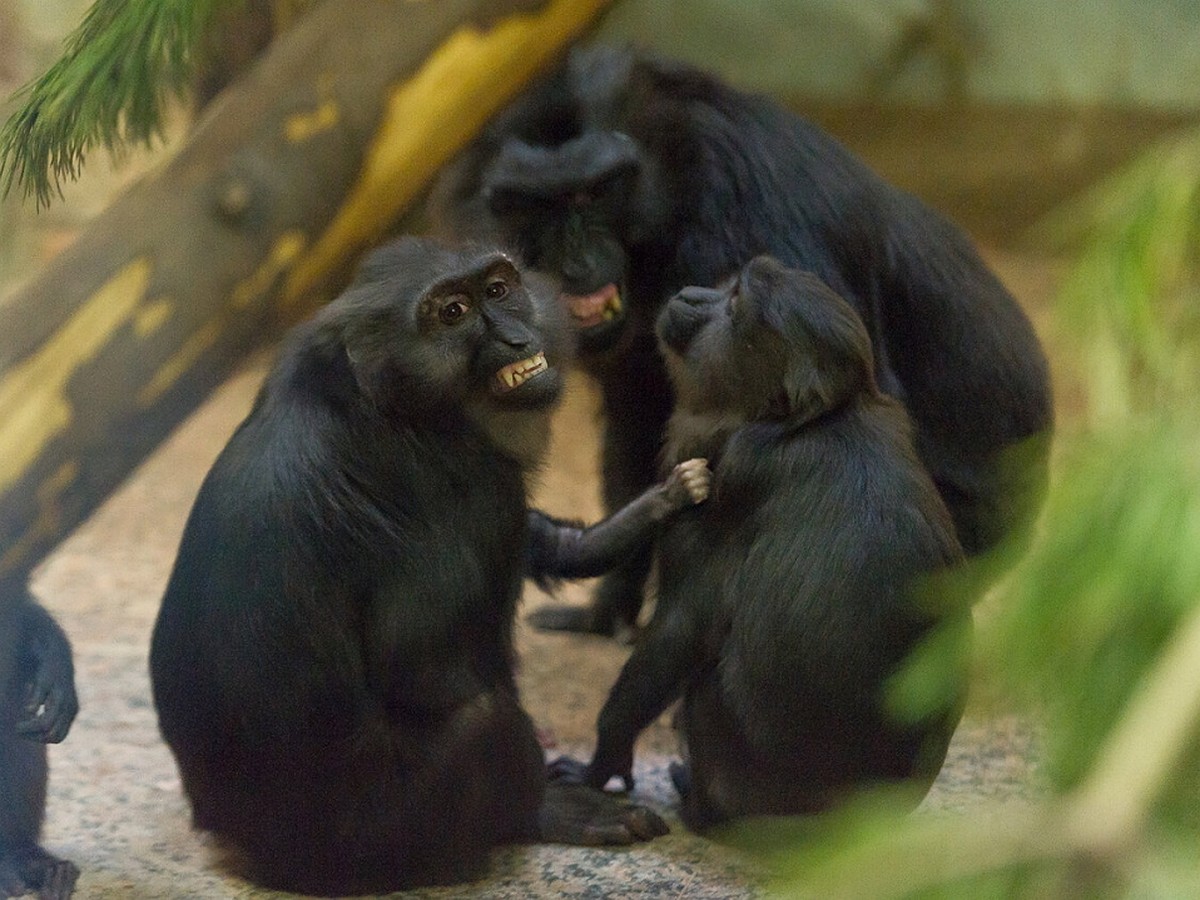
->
[[484, 280, 508, 300], [439, 298, 471, 325]]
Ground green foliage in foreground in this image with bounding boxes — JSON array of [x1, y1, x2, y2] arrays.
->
[[1052, 133, 1200, 422], [992, 424, 1200, 801], [741, 128, 1200, 899], [0, 0, 234, 206]]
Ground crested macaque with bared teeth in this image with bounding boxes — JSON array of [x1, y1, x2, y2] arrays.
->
[[149, 238, 710, 895], [432, 44, 1052, 639]]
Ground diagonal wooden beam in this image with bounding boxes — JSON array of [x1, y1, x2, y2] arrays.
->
[[0, 0, 613, 591]]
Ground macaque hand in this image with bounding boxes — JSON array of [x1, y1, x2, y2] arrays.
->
[[664, 458, 711, 508]]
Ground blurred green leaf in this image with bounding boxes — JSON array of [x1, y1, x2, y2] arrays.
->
[[985, 422, 1200, 793], [758, 126, 1200, 900], [1040, 129, 1200, 421]]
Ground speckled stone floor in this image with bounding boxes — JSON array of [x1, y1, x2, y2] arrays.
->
[[27, 249, 1051, 898]]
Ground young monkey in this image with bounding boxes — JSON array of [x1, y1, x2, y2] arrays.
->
[[551, 256, 967, 829]]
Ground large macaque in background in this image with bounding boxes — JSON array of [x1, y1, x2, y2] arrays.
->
[[432, 45, 1052, 636], [149, 238, 714, 895]]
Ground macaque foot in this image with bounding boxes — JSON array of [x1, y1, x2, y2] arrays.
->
[[547, 755, 633, 793], [538, 783, 668, 846], [525, 604, 638, 642], [546, 754, 591, 785], [526, 603, 604, 634], [0, 845, 79, 900]]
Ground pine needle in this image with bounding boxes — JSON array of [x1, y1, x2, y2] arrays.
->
[[0, 0, 235, 207]]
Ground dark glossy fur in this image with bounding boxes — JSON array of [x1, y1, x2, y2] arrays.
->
[[149, 239, 666, 896], [432, 45, 1052, 636], [551, 258, 968, 828], [0, 588, 79, 900]]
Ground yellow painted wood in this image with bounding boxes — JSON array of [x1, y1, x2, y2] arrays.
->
[[285, 99, 341, 142], [232, 230, 308, 308], [281, 0, 612, 305], [0, 461, 78, 577], [138, 319, 225, 409], [0, 1, 610, 582], [0, 261, 150, 496], [134, 298, 175, 338], [285, 74, 341, 143], [271, 0, 310, 31]]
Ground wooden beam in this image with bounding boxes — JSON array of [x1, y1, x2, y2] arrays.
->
[[0, 0, 613, 590]]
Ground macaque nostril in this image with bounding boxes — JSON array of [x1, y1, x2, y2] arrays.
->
[[484, 308, 534, 348], [656, 299, 707, 354]]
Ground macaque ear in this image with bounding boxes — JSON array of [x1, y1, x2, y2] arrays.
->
[[782, 358, 833, 422], [343, 344, 377, 400], [777, 276, 876, 422], [333, 299, 425, 409]]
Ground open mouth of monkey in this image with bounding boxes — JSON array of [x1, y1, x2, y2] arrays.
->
[[493, 351, 550, 394], [562, 283, 623, 330]]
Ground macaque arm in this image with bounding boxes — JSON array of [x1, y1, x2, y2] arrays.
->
[[526, 458, 709, 581]]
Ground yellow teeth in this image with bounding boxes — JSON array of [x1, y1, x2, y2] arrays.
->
[[564, 284, 622, 327], [495, 352, 548, 392], [603, 290, 622, 321]]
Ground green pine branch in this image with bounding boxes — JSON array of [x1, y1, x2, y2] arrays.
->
[[0, 0, 237, 207]]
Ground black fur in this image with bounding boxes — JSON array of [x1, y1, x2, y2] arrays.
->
[[527, 455, 708, 586], [0, 587, 79, 900], [550, 257, 968, 828], [149, 238, 668, 896], [432, 45, 1052, 636]]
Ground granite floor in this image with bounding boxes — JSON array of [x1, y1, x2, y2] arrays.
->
[[25, 250, 1052, 899]]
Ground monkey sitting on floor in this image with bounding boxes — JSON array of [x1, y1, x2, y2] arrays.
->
[[149, 238, 710, 895], [550, 256, 968, 829], [1, 586, 79, 900]]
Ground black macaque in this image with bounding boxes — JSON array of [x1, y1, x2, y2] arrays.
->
[[0, 587, 79, 900], [431, 45, 1053, 636], [549, 257, 968, 829], [149, 238, 707, 896]]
